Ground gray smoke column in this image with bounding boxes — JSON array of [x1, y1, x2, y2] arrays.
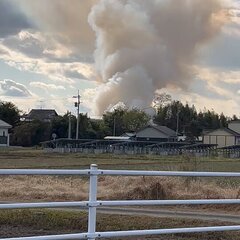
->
[[89, 0, 226, 115]]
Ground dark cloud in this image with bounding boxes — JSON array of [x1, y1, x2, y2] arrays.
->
[[0, 0, 33, 38], [2, 31, 44, 59]]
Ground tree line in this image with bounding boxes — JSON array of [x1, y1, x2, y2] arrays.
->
[[0, 99, 238, 146]]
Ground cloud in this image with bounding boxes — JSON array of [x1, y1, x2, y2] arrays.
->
[[0, 0, 33, 38], [0, 31, 95, 83], [155, 65, 240, 116], [183, 93, 240, 116], [18, 0, 97, 57], [157, 87, 240, 117], [2, 31, 72, 60], [197, 67, 240, 84], [64, 70, 88, 80], [0, 0, 239, 117], [0, 79, 31, 97], [29, 82, 65, 91]]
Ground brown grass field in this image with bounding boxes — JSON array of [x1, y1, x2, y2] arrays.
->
[[0, 147, 239, 239]]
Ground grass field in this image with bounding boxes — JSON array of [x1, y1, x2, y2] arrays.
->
[[0, 148, 239, 239], [1, 147, 240, 173], [0, 148, 239, 208]]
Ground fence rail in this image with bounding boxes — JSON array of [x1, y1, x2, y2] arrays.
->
[[0, 164, 239, 240]]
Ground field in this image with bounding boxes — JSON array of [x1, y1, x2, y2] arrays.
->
[[0, 148, 239, 239], [1, 147, 240, 172]]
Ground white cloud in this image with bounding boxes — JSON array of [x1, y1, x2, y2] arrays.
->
[[0, 31, 96, 84], [0, 0, 239, 117], [0, 79, 31, 97], [198, 67, 240, 84], [30, 82, 65, 91]]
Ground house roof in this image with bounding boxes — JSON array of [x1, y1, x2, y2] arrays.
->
[[0, 119, 12, 128], [104, 136, 132, 141], [151, 125, 177, 137], [24, 109, 58, 121], [121, 132, 136, 137], [137, 124, 176, 137], [204, 128, 240, 137]]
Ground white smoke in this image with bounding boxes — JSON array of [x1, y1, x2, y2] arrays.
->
[[19, 0, 228, 115], [89, 0, 227, 114]]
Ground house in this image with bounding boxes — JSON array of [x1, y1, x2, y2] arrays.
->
[[136, 124, 177, 142], [203, 120, 240, 148], [0, 119, 12, 147], [21, 109, 58, 122]]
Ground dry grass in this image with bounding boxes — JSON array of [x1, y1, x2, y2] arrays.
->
[[0, 175, 239, 212], [0, 149, 239, 214]]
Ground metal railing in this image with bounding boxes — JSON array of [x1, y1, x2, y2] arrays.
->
[[0, 164, 240, 239]]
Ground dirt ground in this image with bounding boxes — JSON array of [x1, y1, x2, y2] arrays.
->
[[0, 209, 239, 240]]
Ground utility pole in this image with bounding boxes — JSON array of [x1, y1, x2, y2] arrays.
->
[[68, 111, 72, 139], [113, 116, 116, 136], [73, 90, 80, 140], [176, 109, 180, 137]]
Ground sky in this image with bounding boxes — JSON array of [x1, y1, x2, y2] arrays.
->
[[0, 0, 239, 118]]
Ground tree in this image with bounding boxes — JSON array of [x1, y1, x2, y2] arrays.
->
[[103, 107, 150, 136], [123, 109, 150, 132], [11, 120, 51, 146], [0, 101, 21, 126], [103, 107, 126, 136], [153, 93, 172, 110], [51, 114, 71, 139], [154, 99, 230, 138]]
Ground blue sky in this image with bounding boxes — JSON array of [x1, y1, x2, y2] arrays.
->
[[0, 0, 239, 117]]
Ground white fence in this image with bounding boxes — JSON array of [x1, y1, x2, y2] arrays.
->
[[0, 164, 240, 239]]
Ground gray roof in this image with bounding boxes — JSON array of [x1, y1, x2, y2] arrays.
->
[[24, 109, 58, 121], [204, 128, 240, 137], [0, 119, 12, 128], [121, 132, 136, 137], [224, 128, 240, 136], [137, 124, 176, 137], [151, 125, 176, 137]]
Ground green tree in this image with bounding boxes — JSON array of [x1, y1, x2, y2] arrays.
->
[[103, 107, 150, 136], [123, 109, 150, 132], [154, 99, 230, 138], [51, 114, 71, 139], [11, 120, 51, 146], [0, 101, 21, 126]]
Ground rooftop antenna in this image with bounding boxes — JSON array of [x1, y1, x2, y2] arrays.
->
[[38, 100, 45, 109]]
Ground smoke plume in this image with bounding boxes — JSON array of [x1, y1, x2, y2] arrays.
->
[[89, 0, 226, 114], [19, 0, 227, 115]]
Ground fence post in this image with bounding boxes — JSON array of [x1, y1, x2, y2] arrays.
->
[[88, 164, 98, 240]]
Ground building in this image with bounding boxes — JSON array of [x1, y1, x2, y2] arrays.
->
[[228, 120, 240, 134], [21, 109, 58, 122], [0, 119, 12, 147], [136, 124, 177, 142], [203, 120, 240, 148]]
